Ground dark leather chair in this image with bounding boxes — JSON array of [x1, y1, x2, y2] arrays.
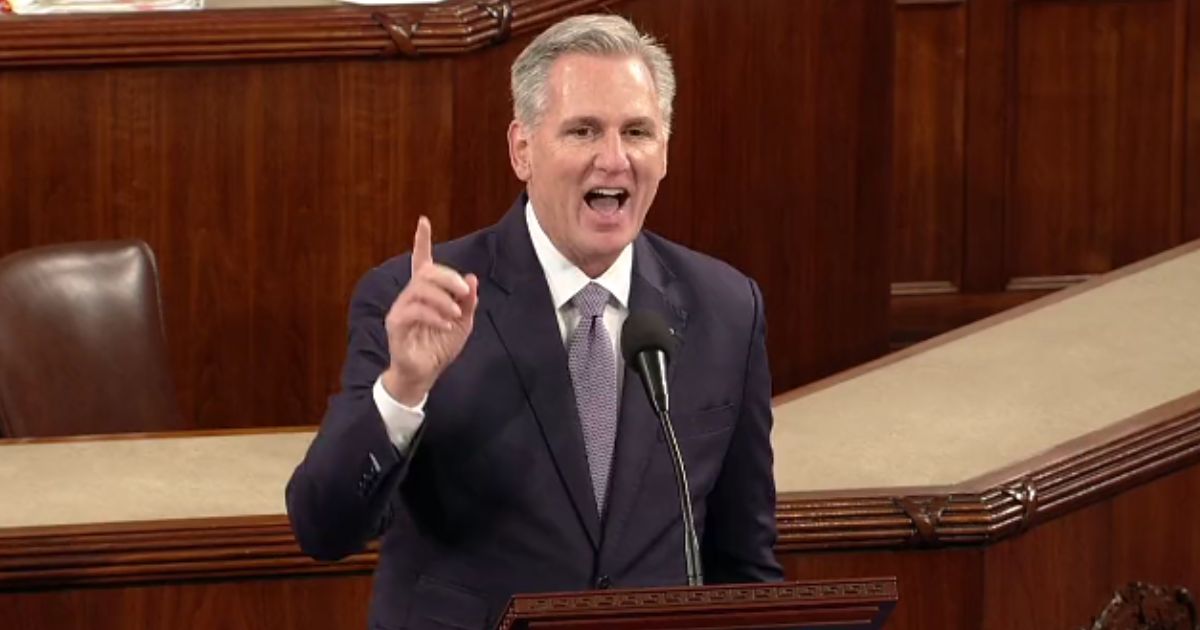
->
[[0, 240, 182, 437]]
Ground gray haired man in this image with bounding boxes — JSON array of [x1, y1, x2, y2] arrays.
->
[[287, 14, 782, 629]]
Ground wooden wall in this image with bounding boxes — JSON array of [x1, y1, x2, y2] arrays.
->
[[10, 0, 1194, 425], [4, 575, 375, 630], [891, 0, 1200, 344], [783, 460, 1200, 630], [0, 0, 893, 430]]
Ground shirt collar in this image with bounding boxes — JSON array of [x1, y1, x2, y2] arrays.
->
[[525, 200, 632, 311]]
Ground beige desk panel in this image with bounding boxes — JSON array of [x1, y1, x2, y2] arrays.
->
[[773, 246, 1200, 493], [0, 432, 313, 529]]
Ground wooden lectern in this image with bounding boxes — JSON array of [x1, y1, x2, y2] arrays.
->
[[497, 578, 898, 629]]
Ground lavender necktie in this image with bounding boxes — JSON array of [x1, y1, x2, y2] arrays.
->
[[568, 282, 619, 516]]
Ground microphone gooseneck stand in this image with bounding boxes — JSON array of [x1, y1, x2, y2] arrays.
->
[[632, 348, 703, 587]]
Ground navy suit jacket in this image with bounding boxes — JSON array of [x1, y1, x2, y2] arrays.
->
[[287, 196, 783, 629]]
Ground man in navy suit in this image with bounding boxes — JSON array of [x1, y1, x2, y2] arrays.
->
[[287, 14, 782, 629]]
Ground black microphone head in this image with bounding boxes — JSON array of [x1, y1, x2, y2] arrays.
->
[[620, 310, 677, 364]]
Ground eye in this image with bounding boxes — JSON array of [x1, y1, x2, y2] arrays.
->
[[567, 126, 595, 139], [624, 126, 654, 139]]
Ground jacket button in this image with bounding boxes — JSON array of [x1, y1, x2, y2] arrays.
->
[[595, 575, 612, 589]]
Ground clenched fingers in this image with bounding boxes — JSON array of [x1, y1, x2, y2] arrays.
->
[[388, 264, 475, 331]]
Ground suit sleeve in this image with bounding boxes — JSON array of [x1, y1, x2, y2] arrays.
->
[[700, 278, 785, 582], [286, 262, 419, 561]]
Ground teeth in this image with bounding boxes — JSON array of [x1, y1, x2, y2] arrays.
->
[[590, 188, 625, 197]]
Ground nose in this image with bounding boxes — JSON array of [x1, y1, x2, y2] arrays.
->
[[593, 131, 631, 173]]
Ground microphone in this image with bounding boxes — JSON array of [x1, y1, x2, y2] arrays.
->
[[620, 311, 703, 586]]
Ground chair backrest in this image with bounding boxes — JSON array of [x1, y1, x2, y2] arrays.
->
[[0, 240, 182, 437]]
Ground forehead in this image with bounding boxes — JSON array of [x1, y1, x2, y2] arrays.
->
[[543, 53, 662, 119]]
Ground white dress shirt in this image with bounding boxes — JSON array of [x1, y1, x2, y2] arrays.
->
[[373, 201, 633, 452]]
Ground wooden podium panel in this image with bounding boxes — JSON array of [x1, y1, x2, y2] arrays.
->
[[499, 580, 896, 629]]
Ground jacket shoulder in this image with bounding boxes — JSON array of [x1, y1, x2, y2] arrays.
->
[[641, 231, 760, 307]]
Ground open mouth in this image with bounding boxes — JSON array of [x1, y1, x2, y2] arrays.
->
[[583, 188, 630, 213]]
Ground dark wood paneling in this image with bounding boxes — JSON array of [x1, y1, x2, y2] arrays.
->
[[892, 1, 966, 286], [1109, 454, 1200, 590], [978, 465, 1200, 629], [897, 0, 1199, 344], [4, 575, 373, 630], [1187, 0, 1200, 240], [0, 60, 454, 428], [449, 35, 527, 237], [0, 0, 893, 428], [961, 0, 1012, 293], [618, 0, 699, 248], [1009, 0, 1180, 278], [889, 289, 1048, 346], [783, 549, 983, 630], [980, 497, 1115, 630], [680, 0, 893, 385], [779, 461, 1200, 630]]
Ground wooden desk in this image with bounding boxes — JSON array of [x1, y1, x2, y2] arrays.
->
[[0, 429, 375, 629], [4, 243, 1200, 628]]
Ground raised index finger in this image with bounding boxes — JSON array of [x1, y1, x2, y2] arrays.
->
[[411, 216, 433, 274]]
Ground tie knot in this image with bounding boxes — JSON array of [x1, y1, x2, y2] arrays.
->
[[572, 282, 610, 318]]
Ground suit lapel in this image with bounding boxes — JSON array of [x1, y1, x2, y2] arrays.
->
[[601, 234, 688, 552], [484, 200, 602, 551]]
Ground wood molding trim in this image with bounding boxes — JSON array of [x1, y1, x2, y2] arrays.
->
[[889, 289, 1051, 347], [498, 579, 899, 630], [890, 281, 959, 296], [3, 399, 1198, 589], [776, 399, 1200, 551], [0, 0, 609, 69], [1006, 274, 1093, 291], [0, 517, 375, 589], [1187, 0, 1200, 240]]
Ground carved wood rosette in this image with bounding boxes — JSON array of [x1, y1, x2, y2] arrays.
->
[[1084, 582, 1199, 630]]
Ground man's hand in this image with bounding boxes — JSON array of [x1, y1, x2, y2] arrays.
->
[[381, 217, 479, 406]]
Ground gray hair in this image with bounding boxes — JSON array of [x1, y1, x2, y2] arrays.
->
[[511, 14, 676, 135]]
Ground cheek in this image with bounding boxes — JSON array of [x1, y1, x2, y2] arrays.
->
[[634, 150, 667, 178]]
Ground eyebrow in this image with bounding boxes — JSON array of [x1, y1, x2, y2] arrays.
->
[[560, 116, 603, 129], [622, 117, 658, 129], [559, 116, 659, 130]]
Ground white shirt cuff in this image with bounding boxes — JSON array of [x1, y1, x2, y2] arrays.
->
[[373, 376, 427, 453]]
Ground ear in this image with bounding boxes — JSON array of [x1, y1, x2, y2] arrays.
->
[[507, 120, 532, 182]]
